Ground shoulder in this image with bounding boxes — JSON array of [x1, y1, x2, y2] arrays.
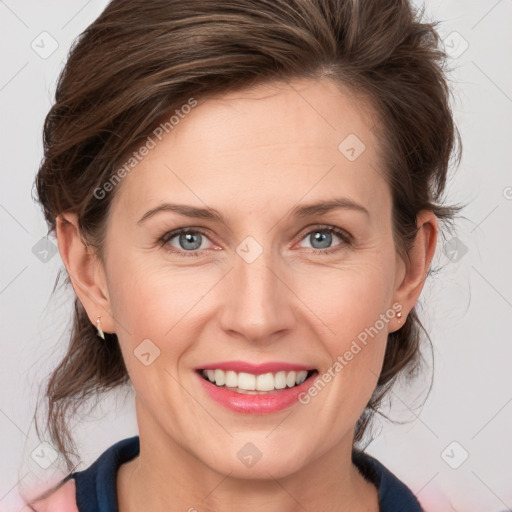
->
[[26, 477, 79, 512], [24, 436, 140, 512]]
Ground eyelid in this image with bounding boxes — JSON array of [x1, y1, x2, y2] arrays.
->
[[295, 223, 352, 243]]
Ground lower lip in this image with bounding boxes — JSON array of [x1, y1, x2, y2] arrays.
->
[[196, 371, 318, 414]]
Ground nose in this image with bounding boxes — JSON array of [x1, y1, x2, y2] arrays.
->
[[218, 243, 296, 344]]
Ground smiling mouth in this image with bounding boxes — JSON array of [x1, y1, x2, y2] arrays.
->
[[197, 368, 317, 394]]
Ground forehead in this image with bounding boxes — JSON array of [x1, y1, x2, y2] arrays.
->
[[110, 78, 388, 220]]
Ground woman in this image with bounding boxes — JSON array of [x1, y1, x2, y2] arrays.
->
[[25, 0, 461, 510]]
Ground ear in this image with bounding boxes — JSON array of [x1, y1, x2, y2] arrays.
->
[[55, 212, 115, 334], [390, 210, 438, 332]]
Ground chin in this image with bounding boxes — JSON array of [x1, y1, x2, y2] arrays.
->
[[198, 436, 314, 480]]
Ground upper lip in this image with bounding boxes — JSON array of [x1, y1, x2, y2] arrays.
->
[[197, 361, 315, 374]]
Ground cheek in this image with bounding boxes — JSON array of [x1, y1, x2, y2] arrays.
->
[[106, 256, 222, 368], [291, 254, 396, 406], [105, 261, 209, 419], [294, 255, 397, 347]]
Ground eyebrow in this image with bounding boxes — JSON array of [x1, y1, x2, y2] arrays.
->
[[137, 198, 369, 225]]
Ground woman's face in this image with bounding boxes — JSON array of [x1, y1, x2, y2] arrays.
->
[[96, 78, 410, 478]]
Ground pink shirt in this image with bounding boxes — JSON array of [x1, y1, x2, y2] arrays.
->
[[24, 478, 78, 512]]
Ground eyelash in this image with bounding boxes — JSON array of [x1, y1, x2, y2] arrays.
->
[[157, 225, 352, 258]]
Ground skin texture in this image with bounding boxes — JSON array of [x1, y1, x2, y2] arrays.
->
[[56, 78, 437, 511]]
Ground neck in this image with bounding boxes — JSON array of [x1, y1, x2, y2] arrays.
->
[[117, 401, 379, 512]]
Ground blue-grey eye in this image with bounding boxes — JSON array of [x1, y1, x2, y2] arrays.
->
[[178, 231, 203, 250], [297, 227, 347, 252], [309, 230, 333, 249]]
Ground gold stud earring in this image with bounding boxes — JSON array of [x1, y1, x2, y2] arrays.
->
[[396, 311, 403, 322], [96, 316, 105, 340]]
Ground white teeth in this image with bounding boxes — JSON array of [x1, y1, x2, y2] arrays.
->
[[224, 370, 238, 388], [201, 369, 310, 391], [238, 372, 256, 390], [214, 369, 225, 386], [274, 371, 287, 389], [256, 373, 275, 392], [296, 371, 308, 385]]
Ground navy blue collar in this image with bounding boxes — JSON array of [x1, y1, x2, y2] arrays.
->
[[72, 436, 140, 512], [352, 449, 424, 511], [70, 436, 423, 511]]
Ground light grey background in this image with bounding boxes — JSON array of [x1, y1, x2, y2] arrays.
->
[[1, 1, 511, 511]]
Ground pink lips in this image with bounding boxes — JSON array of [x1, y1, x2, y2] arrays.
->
[[195, 361, 317, 414]]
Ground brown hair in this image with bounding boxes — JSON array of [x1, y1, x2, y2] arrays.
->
[[34, 0, 461, 470]]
